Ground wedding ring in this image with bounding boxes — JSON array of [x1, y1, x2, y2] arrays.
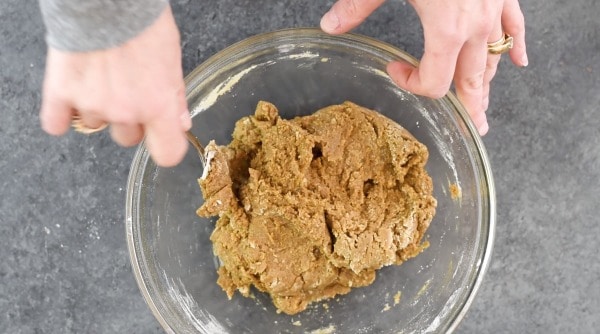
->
[[487, 33, 514, 55], [71, 114, 108, 134]]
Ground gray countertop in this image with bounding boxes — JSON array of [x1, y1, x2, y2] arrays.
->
[[1, 0, 599, 333]]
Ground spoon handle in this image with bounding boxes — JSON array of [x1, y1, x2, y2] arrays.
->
[[186, 131, 207, 166]]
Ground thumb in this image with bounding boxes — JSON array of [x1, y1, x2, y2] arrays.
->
[[320, 0, 387, 34]]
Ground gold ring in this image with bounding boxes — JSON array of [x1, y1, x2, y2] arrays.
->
[[487, 33, 514, 55], [71, 114, 108, 135]]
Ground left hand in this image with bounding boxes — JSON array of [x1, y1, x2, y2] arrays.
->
[[40, 6, 191, 167], [320, 0, 528, 135]]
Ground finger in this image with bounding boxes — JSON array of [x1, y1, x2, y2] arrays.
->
[[482, 26, 504, 115], [320, 0, 386, 34], [110, 123, 144, 147], [40, 93, 73, 136], [482, 53, 502, 114], [454, 38, 489, 135], [502, 0, 528, 66], [387, 35, 462, 99], [144, 108, 188, 167], [484, 34, 503, 85]]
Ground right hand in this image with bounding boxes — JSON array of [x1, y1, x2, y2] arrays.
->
[[40, 6, 191, 167], [320, 0, 528, 135]]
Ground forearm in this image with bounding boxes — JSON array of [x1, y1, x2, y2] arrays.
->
[[39, 0, 168, 52]]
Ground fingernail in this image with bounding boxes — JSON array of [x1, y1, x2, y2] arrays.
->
[[521, 54, 529, 67], [181, 111, 192, 131], [320, 11, 340, 33]]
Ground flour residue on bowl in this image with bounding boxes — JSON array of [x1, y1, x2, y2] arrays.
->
[[194, 62, 272, 114], [381, 303, 391, 312], [415, 278, 432, 300], [420, 106, 460, 187], [355, 64, 388, 82], [193, 50, 321, 115], [423, 287, 464, 333], [278, 50, 320, 60], [309, 324, 336, 334], [355, 64, 410, 101], [200, 150, 216, 180], [164, 272, 227, 333]]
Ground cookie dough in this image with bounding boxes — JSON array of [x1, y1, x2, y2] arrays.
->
[[196, 101, 436, 315]]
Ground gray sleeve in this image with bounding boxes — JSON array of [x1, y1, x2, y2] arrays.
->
[[39, 0, 169, 52]]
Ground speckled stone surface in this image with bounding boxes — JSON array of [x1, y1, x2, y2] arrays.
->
[[1, 0, 599, 333]]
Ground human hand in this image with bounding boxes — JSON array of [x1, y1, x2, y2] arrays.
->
[[320, 0, 527, 135], [40, 6, 191, 167]]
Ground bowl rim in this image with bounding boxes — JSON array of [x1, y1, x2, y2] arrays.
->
[[125, 27, 496, 334]]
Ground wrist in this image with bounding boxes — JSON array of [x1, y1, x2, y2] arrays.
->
[[39, 0, 168, 52]]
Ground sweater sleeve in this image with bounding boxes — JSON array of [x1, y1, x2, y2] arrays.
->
[[39, 0, 168, 52]]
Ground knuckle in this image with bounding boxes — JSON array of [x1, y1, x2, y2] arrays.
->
[[458, 70, 485, 91], [77, 96, 106, 117], [474, 21, 492, 39], [434, 28, 465, 47], [107, 102, 138, 124]]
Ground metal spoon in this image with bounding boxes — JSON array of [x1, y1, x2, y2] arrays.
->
[[186, 131, 207, 166]]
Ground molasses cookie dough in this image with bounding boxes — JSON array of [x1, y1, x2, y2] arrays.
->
[[196, 101, 436, 315]]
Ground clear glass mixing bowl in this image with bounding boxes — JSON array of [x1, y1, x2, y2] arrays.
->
[[126, 28, 495, 334]]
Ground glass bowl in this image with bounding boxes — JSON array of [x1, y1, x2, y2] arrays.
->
[[126, 28, 495, 334]]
